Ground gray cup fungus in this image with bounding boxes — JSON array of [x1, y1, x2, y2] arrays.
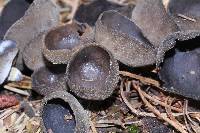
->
[[41, 91, 90, 133], [23, 33, 46, 71], [95, 10, 156, 67], [4, 0, 59, 70], [130, 0, 200, 100], [31, 66, 66, 96], [66, 44, 119, 100], [43, 22, 92, 64], [74, 0, 134, 26], [157, 0, 200, 100]]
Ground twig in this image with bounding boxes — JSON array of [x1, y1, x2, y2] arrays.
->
[[184, 100, 196, 125], [133, 84, 187, 133], [96, 119, 126, 129], [0, 108, 18, 120], [165, 97, 179, 122], [95, 119, 141, 128], [119, 71, 160, 87], [4, 85, 30, 96], [141, 88, 182, 112], [184, 100, 200, 133], [120, 81, 154, 117], [177, 14, 196, 22], [90, 120, 98, 133], [6, 82, 31, 90], [183, 100, 193, 133]]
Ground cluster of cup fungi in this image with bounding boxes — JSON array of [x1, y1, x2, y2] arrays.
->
[[0, 0, 200, 132]]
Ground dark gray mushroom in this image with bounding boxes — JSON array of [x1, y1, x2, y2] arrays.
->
[[74, 0, 134, 26], [168, 0, 200, 32], [95, 10, 156, 67], [41, 91, 90, 133], [0, 0, 30, 39], [66, 43, 119, 100], [43, 23, 81, 64], [159, 39, 200, 100], [31, 65, 66, 96], [154, 0, 200, 100], [131, 0, 180, 64], [0, 40, 18, 85], [23, 33, 46, 71], [4, 0, 59, 70], [166, 0, 200, 52], [43, 22, 94, 64]]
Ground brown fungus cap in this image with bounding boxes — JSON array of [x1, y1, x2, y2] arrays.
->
[[159, 40, 200, 100], [95, 10, 156, 67], [4, 0, 59, 70], [131, 0, 180, 65], [131, 0, 179, 48], [168, 0, 200, 32], [74, 0, 134, 26], [31, 65, 66, 96], [23, 33, 46, 71], [165, 0, 200, 53], [41, 91, 90, 133], [158, 0, 200, 64], [43, 22, 94, 64], [0, 0, 30, 39], [0, 40, 18, 85], [66, 43, 119, 100]]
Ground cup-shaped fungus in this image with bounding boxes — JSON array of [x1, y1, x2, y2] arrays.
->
[[0, 0, 30, 39], [154, 0, 200, 100], [0, 40, 18, 85], [23, 33, 46, 71], [131, 0, 181, 64], [41, 91, 90, 133], [66, 43, 119, 100], [95, 10, 156, 67], [74, 0, 134, 26], [43, 23, 93, 64], [168, 0, 200, 32], [159, 38, 200, 100], [4, 0, 59, 70], [31, 65, 66, 96]]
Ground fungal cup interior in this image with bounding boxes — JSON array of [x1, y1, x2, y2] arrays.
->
[[33, 66, 65, 87], [42, 98, 76, 133], [101, 11, 149, 43], [31, 65, 66, 96], [45, 25, 82, 51], [68, 46, 111, 89]]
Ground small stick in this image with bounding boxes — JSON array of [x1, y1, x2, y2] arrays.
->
[[96, 119, 126, 129], [4, 85, 30, 96], [120, 71, 160, 87], [120, 81, 153, 117], [183, 100, 193, 133], [177, 14, 196, 22], [7, 82, 32, 90], [0, 109, 17, 120], [133, 84, 187, 133], [90, 120, 98, 133], [165, 97, 177, 121], [96, 119, 141, 128], [141, 88, 182, 112]]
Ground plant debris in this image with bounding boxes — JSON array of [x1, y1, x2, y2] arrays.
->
[[0, 0, 199, 133]]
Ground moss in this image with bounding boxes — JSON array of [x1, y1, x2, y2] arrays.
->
[[128, 125, 139, 133]]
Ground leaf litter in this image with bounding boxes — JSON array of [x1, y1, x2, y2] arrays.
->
[[0, 0, 199, 133]]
